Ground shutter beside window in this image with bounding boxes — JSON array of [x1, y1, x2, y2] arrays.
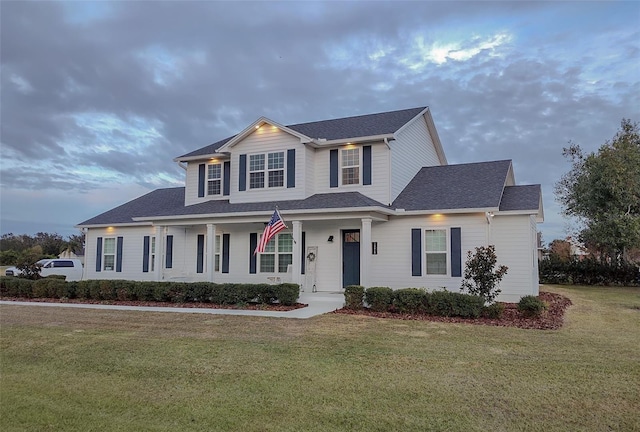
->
[[96, 237, 102, 272], [116, 237, 123, 273], [330, 149, 338, 188], [411, 228, 422, 276], [223, 161, 231, 196], [166, 235, 173, 269], [287, 149, 296, 188], [222, 233, 230, 273], [198, 163, 205, 197], [451, 227, 462, 277], [363, 145, 372, 185], [239, 154, 247, 191], [143, 236, 150, 273], [249, 233, 257, 274], [301, 231, 306, 275], [196, 235, 204, 273]]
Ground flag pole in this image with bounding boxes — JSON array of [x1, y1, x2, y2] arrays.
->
[[276, 206, 296, 244]]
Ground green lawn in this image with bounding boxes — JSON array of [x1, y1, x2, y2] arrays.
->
[[1, 285, 639, 431]]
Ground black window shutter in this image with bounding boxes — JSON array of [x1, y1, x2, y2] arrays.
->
[[196, 234, 204, 273], [301, 231, 306, 275], [116, 237, 123, 273], [166, 235, 173, 269], [198, 163, 205, 197], [330, 149, 338, 188], [239, 154, 247, 191], [223, 161, 231, 196], [451, 227, 462, 277], [363, 145, 372, 185], [249, 233, 257, 274], [287, 149, 296, 188], [96, 237, 102, 272], [142, 236, 150, 273], [222, 233, 230, 273], [411, 229, 422, 276]]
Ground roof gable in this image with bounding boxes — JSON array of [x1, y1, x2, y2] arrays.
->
[[393, 160, 512, 211]]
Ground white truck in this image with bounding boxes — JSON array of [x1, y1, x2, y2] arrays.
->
[[4, 258, 84, 281]]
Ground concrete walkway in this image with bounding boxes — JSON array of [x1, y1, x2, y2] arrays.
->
[[0, 291, 345, 319]]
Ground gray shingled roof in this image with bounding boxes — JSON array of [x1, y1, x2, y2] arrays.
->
[[178, 107, 426, 159], [77, 189, 389, 226], [499, 185, 542, 211], [392, 160, 512, 211]]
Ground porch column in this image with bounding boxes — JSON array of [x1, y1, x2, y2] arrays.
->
[[207, 223, 216, 282], [360, 218, 372, 288], [154, 225, 165, 281], [291, 220, 302, 286]]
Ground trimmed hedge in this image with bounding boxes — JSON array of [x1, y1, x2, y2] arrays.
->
[[393, 288, 426, 314], [426, 290, 485, 318], [539, 257, 639, 286], [0, 277, 300, 306], [344, 285, 365, 310], [364, 286, 394, 312], [518, 295, 547, 317]]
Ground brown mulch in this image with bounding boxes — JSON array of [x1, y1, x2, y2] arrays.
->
[[333, 291, 573, 330], [0, 297, 308, 312]]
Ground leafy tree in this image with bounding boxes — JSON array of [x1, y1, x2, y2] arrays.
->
[[16, 246, 45, 280], [548, 239, 572, 262], [460, 245, 508, 304], [555, 119, 640, 263]]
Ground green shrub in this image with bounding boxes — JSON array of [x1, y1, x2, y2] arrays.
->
[[274, 283, 299, 306], [539, 257, 639, 286], [427, 290, 484, 318], [460, 245, 508, 304], [393, 288, 426, 314], [482, 302, 506, 319], [344, 285, 365, 309], [0, 276, 33, 297], [518, 295, 547, 317], [365, 286, 393, 312]]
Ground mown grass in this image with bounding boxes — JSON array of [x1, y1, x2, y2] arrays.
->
[[1, 285, 639, 431]]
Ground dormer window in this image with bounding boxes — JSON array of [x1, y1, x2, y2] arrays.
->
[[207, 163, 221, 195], [341, 148, 360, 185], [250, 151, 285, 189]]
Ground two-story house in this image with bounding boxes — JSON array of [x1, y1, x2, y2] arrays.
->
[[77, 106, 543, 302]]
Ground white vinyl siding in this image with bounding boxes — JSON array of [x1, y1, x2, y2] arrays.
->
[[390, 115, 442, 201], [184, 159, 229, 206]]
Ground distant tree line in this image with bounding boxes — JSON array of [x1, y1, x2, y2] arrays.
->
[[0, 232, 85, 266]]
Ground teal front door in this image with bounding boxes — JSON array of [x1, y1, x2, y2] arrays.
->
[[342, 230, 360, 287]]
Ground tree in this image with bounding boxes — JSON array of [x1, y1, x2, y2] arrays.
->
[[460, 245, 508, 304], [555, 119, 640, 263], [548, 239, 572, 262]]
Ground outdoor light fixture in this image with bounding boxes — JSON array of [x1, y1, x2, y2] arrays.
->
[[327, 235, 334, 242]]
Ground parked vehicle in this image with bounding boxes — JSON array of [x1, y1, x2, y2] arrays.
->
[[4, 258, 83, 281]]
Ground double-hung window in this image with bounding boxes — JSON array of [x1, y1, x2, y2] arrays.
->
[[425, 229, 447, 275], [150, 237, 156, 272], [341, 148, 360, 185], [259, 233, 293, 273], [207, 163, 221, 195], [214, 234, 221, 272], [249, 152, 285, 189], [103, 238, 116, 271]]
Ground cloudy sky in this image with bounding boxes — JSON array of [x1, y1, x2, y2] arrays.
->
[[1, 1, 638, 244]]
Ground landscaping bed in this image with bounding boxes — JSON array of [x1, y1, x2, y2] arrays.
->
[[334, 291, 572, 330]]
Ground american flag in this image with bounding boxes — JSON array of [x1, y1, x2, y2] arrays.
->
[[255, 209, 287, 254]]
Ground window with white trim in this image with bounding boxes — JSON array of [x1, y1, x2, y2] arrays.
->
[[341, 148, 360, 185], [150, 237, 156, 272], [207, 163, 222, 195], [249, 151, 285, 189], [259, 233, 293, 273], [103, 238, 116, 271], [214, 234, 221, 272], [425, 229, 447, 275]]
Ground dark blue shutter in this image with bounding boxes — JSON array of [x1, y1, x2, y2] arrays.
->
[[196, 235, 204, 273], [301, 231, 306, 275], [142, 236, 150, 273], [165, 235, 173, 269], [363, 145, 372, 185], [411, 229, 422, 276], [223, 161, 231, 196], [451, 227, 462, 277], [198, 164, 205, 197], [239, 154, 247, 191], [96, 237, 102, 272], [249, 233, 257, 274], [330, 149, 338, 188], [287, 149, 296, 188], [222, 233, 230, 273], [116, 237, 123, 273]]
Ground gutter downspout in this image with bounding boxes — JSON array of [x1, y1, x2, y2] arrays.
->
[[177, 162, 187, 171]]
